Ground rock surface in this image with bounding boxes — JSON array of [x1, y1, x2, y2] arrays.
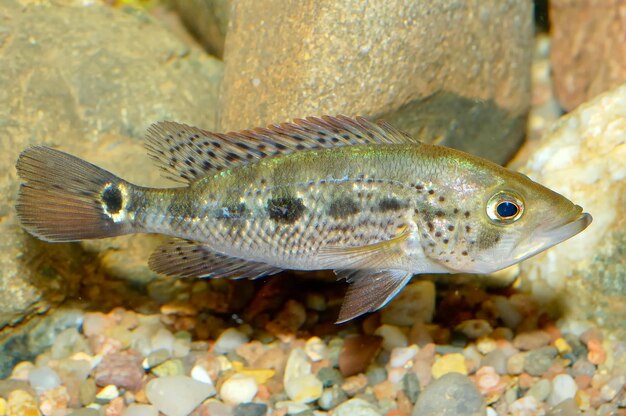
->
[[411, 372, 486, 416], [0, 0, 222, 373], [169, 0, 230, 58], [219, 0, 533, 164], [519, 83, 626, 332], [550, 0, 626, 111]]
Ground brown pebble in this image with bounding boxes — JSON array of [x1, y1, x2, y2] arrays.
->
[[580, 328, 603, 345], [341, 373, 368, 396], [94, 350, 145, 391], [338, 334, 382, 377], [513, 331, 551, 350], [576, 374, 593, 390]]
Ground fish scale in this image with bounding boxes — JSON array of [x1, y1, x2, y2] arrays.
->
[[15, 115, 592, 322]]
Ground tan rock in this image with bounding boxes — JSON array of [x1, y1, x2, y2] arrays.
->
[[519, 83, 626, 333], [220, 0, 533, 163], [169, 0, 230, 58], [550, 0, 626, 111]]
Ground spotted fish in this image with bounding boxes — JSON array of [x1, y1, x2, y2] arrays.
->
[[15, 115, 592, 322]]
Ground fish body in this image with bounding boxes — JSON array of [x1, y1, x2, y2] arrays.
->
[[16, 116, 592, 322]]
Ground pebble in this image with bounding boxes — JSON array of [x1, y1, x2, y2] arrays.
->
[[374, 325, 408, 350], [380, 280, 436, 326], [506, 352, 527, 375], [151, 328, 176, 355], [27, 366, 61, 392], [524, 346, 557, 376], [8, 391, 39, 416], [79, 378, 97, 406], [402, 372, 420, 404], [548, 397, 579, 415], [513, 331, 551, 351], [233, 402, 268, 416], [284, 348, 311, 382], [214, 328, 250, 355], [0, 398, 5, 416], [318, 385, 348, 410], [338, 335, 382, 377], [340, 374, 368, 396], [586, 339, 607, 365], [526, 378, 551, 402], [493, 296, 523, 329], [599, 375, 625, 401], [455, 320, 493, 339], [474, 366, 502, 395], [10, 361, 35, 381], [412, 373, 485, 416], [475, 337, 497, 355], [333, 398, 380, 416], [509, 396, 540, 415], [481, 349, 507, 375], [219, 374, 258, 404], [94, 350, 145, 390], [274, 400, 310, 415], [191, 364, 214, 385], [152, 359, 185, 377], [147, 375, 217, 415], [547, 374, 577, 406], [316, 367, 343, 387], [389, 345, 418, 368], [95, 384, 119, 402], [284, 373, 323, 403], [125, 404, 159, 416], [304, 336, 327, 362], [431, 353, 467, 379]]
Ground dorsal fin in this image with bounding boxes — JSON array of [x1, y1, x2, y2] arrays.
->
[[145, 115, 419, 184]]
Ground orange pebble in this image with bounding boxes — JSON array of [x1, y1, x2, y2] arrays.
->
[[385, 410, 409, 416], [575, 375, 592, 390], [518, 373, 534, 389], [255, 384, 271, 400], [587, 340, 606, 365]]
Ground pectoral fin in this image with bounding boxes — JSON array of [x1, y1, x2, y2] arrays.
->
[[149, 238, 283, 280], [335, 269, 414, 323]]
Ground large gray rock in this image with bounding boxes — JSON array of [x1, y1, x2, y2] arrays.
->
[[0, 0, 222, 368], [219, 0, 533, 164], [412, 372, 486, 416], [518, 83, 626, 333]]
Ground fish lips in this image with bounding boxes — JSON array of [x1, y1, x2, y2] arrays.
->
[[523, 210, 593, 259]]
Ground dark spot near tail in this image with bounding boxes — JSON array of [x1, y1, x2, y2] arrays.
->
[[267, 196, 305, 224], [443, 238, 449, 244], [428, 189, 435, 195], [462, 251, 468, 256], [376, 197, 407, 212], [102, 185, 122, 214], [427, 222, 434, 232], [439, 196, 445, 202], [435, 211, 444, 217], [465, 225, 471, 233], [448, 225, 455, 231], [328, 197, 360, 219], [464, 211, 470, 218]]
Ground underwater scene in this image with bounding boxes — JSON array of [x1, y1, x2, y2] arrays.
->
[[0, 0, 624, 415]]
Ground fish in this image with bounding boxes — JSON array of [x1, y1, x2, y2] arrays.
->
[[15, 115, 592, 322]]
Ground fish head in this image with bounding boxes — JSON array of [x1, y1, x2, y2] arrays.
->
[[416, 163, 592, 274]]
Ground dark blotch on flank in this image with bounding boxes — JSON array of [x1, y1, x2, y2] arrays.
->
[[267, 196, 306, 224], [376, 197, 407, 212], [102, 185, 122, 214], [216, 202, 247, 220], [328, 197, 360, 219]]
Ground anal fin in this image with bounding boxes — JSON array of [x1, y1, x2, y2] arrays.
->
[[149, 238, 283, 280], [335, 269, 414, 323]]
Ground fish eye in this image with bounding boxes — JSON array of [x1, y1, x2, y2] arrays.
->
[[487, 191, 524, 224]]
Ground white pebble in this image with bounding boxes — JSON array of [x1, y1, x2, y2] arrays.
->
[[285, 374, 323, 403], [151, 328, 176, 355], [213, 328, 249, 355], [486, 407, 498, 416], [191, 365, 213, 385], [96, 384, 119, 401], [275, 401, 311, 415], [548, 374, 578, 406], [124, 404, 159, 416], [11, 361, 35, 381], [374, 325, 408, 350], [389, 345, 418, 368], [284, 348, 312, 382], [28, 366, 61, 392], [173, 337, 191, 358], [220, 374, 258, 404], [147, 375, 216, 416], [305, 337, 328, 362]]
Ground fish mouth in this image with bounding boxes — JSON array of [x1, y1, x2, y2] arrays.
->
[[531, 208, 592, 253]]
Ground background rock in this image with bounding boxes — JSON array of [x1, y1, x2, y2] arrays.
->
[[518, 83, 626, 333], [219, 0, 533, 164], [0, 0, 222, 372], [550, 0, 626, 111]]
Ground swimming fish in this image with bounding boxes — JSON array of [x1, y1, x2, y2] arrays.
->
[[15, 115, 592, 322]]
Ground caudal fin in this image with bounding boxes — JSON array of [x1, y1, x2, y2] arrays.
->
[[16, 146, 134, 242]]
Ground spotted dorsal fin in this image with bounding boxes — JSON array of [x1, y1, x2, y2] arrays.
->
[[145, 115, 419, 184], [148, 238, 283, 279]]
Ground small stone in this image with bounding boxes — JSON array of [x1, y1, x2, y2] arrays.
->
[[412, 373, 485, 416], [340, 374, 368, 396], [455, 320, 493, 339], [305, 293, 326, 311], [191, 365, 214, 385], [524, 346, 557, 376], [304, 336, 327, 362], [586, 339, 606, 365], [284, 374, 323, 403], [38, 385, 70, 415], [553, 338, 572, 355], [381, 280, 436, 326], [481, 349, 507, 375], [338, 335, 382, 377], [374, 325, 408, 350], [390, 345, 419, 368], [365, 366, 387, 386], [431, 353, 468, 379], [233, 402, 268, 416], [214, 328, 249, 355], [600, 375, 625, 401], [124, 404, 159, 416], [147, 375, 216, 416], [10, 361, 35, 381], [143, 349, 171, 369], [547, 374, 577, 406], [94, 350, 144, 391], [509, 396, 540, 415], [513, 331, 551, 351], [151, 328, 176, 355], [506, 352, 527, 375], [475, 337, 497, 355], [220, 374, 258, 405], [284, 348, 311, 382], [474, 366, 502, 395], [265, 300, 307, 339], [318, 385, 347, 410], [493, 296, 522, 329], [526, 378, 551, 402], [274, 401, 310, 415], [7, 390, 40, 416], [402, 372, 420, 404], [28, 366, 61, 392], [151, 359, 185, 377], [79, 378, 97, 406], [0, 398, 6, 416], [95, 384, 119, 402], [547, 398, 579, 415], [316, 367, 342, 387], [333, 398, 380, 416]]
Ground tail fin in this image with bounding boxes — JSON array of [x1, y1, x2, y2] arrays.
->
[[16, 146, 134, 242]]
